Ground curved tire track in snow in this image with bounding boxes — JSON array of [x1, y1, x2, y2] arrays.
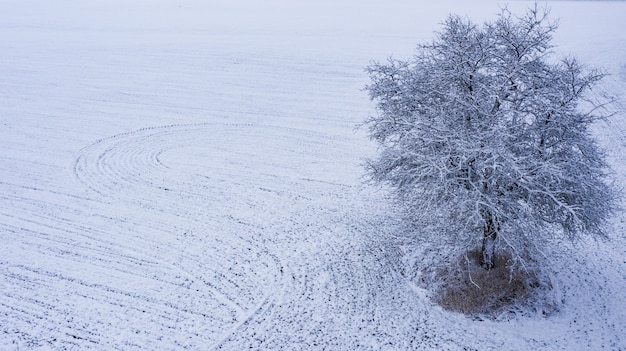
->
[[4, 119, 451, 349], [67, 122, 380, 348]]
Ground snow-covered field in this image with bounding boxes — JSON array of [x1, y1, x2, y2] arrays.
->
[[1, 0, 625, 350]]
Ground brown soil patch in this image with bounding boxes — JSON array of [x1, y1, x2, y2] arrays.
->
[[434, 249, 553, 318]]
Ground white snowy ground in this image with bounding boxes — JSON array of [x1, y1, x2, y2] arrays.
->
[[1, 0, 625, 350]]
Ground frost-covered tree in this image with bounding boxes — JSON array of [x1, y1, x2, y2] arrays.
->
[[364, 6, 615, 269]]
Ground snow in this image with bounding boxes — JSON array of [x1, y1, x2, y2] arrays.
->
[[1, 0, 625, 350]]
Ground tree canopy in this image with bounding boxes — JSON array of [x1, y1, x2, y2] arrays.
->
[[364, 6, 615, 269]]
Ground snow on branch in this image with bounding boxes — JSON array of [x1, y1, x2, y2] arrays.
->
[[364, 5, 617, 269]]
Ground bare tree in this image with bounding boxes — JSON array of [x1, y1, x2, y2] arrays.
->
[[364, 5, 616, 269]]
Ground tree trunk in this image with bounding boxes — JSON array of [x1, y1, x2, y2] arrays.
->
[[480, 210, 498, 270]]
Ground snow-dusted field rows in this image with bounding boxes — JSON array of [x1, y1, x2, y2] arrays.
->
[[1, 1, 625, 350]]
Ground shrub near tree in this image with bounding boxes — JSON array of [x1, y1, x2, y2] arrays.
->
[[364, 6, 615, 271]]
